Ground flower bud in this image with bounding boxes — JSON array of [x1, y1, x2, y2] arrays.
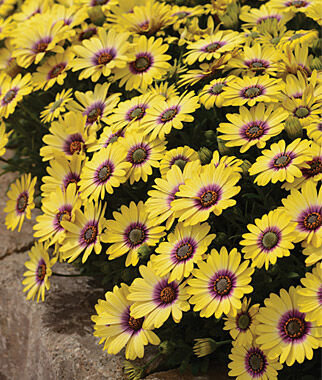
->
[[159, 340, 175, 355], [204, 130, 217, 143], [284, 116, 303, 139], [137, 243, 152, 259], [88, 6, 105, 26], [217, 137, 232, 155], [198, 147, 212, 164], [123, 361, 144, 380], [310, 57, 322, 71], [214, 232, 228, 245], [193, 338, 217, 357], [240, 160, 252, 176]]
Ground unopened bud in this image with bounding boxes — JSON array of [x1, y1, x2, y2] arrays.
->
[[159, 340, 175, 355], [217, 137, 232, 155], [88, 6, 105, 26], [215, 232, 228, 245], [240, 160, 252, 176], [310, 57, 322, 71], [284, 116, 303, 139], [204, 130, 217, 143], [198, 147, 212, 164], [137, 243, 152, 259]]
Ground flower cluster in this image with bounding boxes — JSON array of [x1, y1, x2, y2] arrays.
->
[[1, 0, 321, 378]]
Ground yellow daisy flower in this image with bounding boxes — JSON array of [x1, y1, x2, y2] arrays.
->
[[119, 132, 166, 185], [68, 82, 121, 128], [72, 28, 129, 82], [239, 4, 293, 28], [159, 145, 199, 178], [147, 82, 179, 101], [92, 283, 160, 360], [40, 88, 73, 123], [187, 247, 254, 318], [151, 221, 216, 282], [222, 75, 284, 107], [141, 91, 200, 141], [87, 125, 124, 153], [218, 104, 288, 153], [224, 298, 260, 347], [225, 43, 281, 77], [0, 17, 14, 41], [0, 0, 15, 17], [171, 162, 241, 226], [248, 138, 311, 186], [78, 143, 131, 201], [297, 263, 322, 323], [4, 173, 37, 232], [40, 153, 84, 197], [281, 181, 322, 248], [305, 120, 322, 145], [279, 29, 318, 48], [113, 35, 171, 91], [302, 241, 322, 266], [101, 201, 166, 267], [60, 199, 107, 263], [128, 264, 190, 329], [76, 0, 118, 13], [40, 112, 96, 161], [184, 30, 244, 65], [0, 120, 12, 157], [51, 3, 87, 30], [12, 13, 68, 68], [282, 141, 322, 191], [199, 77, 235, 109], [32, 49, 75, 91], [256, 286, 321, 366], [211, 151, 243, 173], [0, 73, 33, 119], [278, 45, 313, 77], [240, 209, 296, 270], [106, 92, 161, 132], [22, 241, 56, 302], [146, 161, 200, 230], [228, 341, 282, 380], [13, 0, 51, 22], [75, 23, 98, 44], [33, 184, 81, 246], [267, 0, 315, 13]]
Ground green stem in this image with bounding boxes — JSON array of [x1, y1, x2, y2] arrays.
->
[[143, 352, 162, 370], [0, 156, 26, 172], [52, 271, 85, 277], [216, 340, 231, 347]]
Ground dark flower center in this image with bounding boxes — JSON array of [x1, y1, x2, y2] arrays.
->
[[87, 107, 102, 124], [244, 122, 265, 139], [160, 286, 177, 304], [33, 42, 48, 53], [37, 264, 46, 282], [79, 27, 97, 41], [210, 83, 224, 95], [295, 106, 310, 118], [132, 55, 152, 73], [97, 52, 113, 65], [17, 193, 28, 212], [302, 158, 322, 178], [160, 108, 178, 123], [83, 225, 97, 244], [237, 312, 251, 330], [262, 231, 279, 249], [214, 275, 232, 296], [48, 63, 66, 78], [57, 210, 71, 226], [69, 140, 83, 154], [290, 33, 304, 41], [286, 0, 308, 7], [303, 212, 322, 230], [243, 86, 262, 98], [284, 317, 305, 338], [2, 89, 17, 104], [204, 42, 222, 52], [175, 242, 193, 261], [98, 165, 111, 182], [128, 316, 144, 331], [248, 352, 265, 373], [129, 106, 146, 120], [273, 154, 292, 168], [131, 147, 147, 164], [173, 158, 187, 170], [200, 190, 218, 208], [128, 228, 145, 245]]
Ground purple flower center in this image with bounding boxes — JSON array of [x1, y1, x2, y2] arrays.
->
[[245, 347, 267, 377], [278, 309, 310, 342], [79, 27, 97, 41], [285, 0, 309, 8], [122, 307, 144, 335], [63, 172, 80, 190], [245, 59, 269, 73], [95, 161, 114, 184], [209, 82, 225, 95], [159, 107, 179, 123], [125, 223, 147, 248], [302, 211, 322, 231], [153, 279, 179, 307], [195, 185, 222, 209], [301, 158, 322, 178], [91, 0, 109, 5], [258, 227, 281, 252], [63, 134, 84, 156], [16, 192, 28, 214], [126, 105, 147, 121], [48, 62, 66, 79], [104, 130, 124, 146], [242, 121, 267, 140], [127, 144, 150, 165], [54, 205, 72, 231], [85, 102, 105, 124], [203, 41, 224, 53], [80, 222, 98, 246], [32, 37, 52, 53], [2, 88, 17, 105], [210, 270, 236, 298], [256, 15, 281, 24], [236, 312, 251, 331], [172, 238, 196, 263], [36, 259, 47, 284], [129, 53, 153, 74], [93, 48, 116, 66], [271, 152, 294, 169], [241, 85, 264, 99]]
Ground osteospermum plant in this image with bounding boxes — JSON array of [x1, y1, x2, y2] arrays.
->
[[1, 0, 321, 378]]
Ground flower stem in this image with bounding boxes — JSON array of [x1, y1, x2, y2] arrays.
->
[[52, 271, 85, 277], [143, 352, 162, 370]]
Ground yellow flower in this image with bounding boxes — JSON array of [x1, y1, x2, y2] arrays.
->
[[22, 241, 56, 302], [240, 209, 296, 270], [92, 283, 160, 360], [159, 145, 199, 178], [113, 35, 171, 91], [187, 247, 254, 318], [0, 120, 12, 157], [128, 264, 190, 329], [305, 120, 322, 145], [101, 201, 166, 267], [256, 286, 321, 366], [239, 4, 293, 28], [4, 173, 37, 232], [40, 89, 73, 123], [199, 76, 235, 109], [302, 241, 322, 266], [171, 162, 241, 226], [72, 28, 129, 82], [248, 138, 311, 186]]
